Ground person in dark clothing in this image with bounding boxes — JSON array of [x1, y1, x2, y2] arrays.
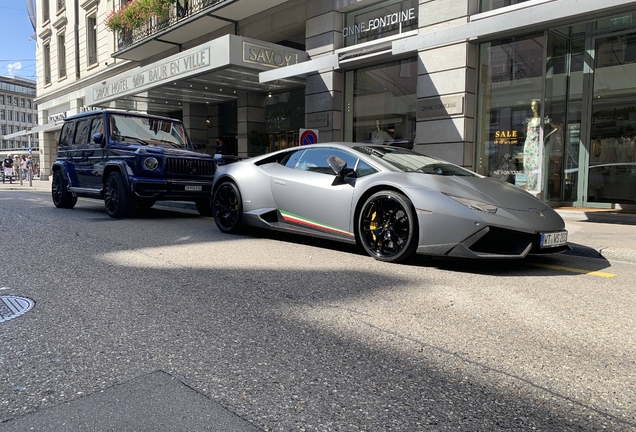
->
[[2, 155, 14, 178], [216, 137, 224, 155]]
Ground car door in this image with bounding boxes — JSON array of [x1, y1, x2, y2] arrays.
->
[[84, 115, 106, 188], [72, 118, 92, 188], [270, 147, 360, 237]]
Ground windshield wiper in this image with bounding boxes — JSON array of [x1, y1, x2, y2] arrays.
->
[[118, 135, 149, 145], [149, 139, 184, 148]]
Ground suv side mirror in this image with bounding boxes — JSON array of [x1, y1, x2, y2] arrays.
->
[[92, 133, 105, 146]]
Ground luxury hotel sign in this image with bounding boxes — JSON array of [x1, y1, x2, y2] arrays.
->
[[88, 47, 211, 104], [242, 42, 299, 68]]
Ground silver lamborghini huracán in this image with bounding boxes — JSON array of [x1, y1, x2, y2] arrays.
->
[[210, 143, 569, 263]]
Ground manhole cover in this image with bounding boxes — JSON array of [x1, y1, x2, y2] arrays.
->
[[0, 296, 35, 323]]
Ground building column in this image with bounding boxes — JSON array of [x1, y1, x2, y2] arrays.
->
[[183, 103, 209, 151], [237, 92, 265, 158], [206, 104, 220, 154], [414, 0, 478, 168], [305, 2, 344, 141]]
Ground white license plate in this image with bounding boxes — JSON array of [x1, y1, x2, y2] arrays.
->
[[540, 230, 568, 248], [184, 185, 202, 191]]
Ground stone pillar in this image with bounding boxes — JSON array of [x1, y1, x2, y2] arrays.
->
[[237, 92, 265, 158], [183, 103, 209, 150], [305, 2, 344, 141], [206, 104, 220, 155], [414, 0, 478, 168]]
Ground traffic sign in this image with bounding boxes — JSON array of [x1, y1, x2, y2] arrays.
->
[[300, 129, 318, 145]]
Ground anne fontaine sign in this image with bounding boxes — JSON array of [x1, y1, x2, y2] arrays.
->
[[417, 95, 465, 120]]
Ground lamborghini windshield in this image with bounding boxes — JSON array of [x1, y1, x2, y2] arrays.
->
[[354, 146, 476, 177], [109, 114, 189, 149]]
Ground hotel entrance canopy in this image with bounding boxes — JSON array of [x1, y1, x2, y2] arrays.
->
[[86, 34, 307, 112]]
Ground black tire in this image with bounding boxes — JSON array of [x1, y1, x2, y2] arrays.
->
[[104, 171, 134, 218], [212, 182, 242, 233], [135, 198, 156, 209], [358, 190, 418, 263], [195, 199, 213, 217], [51, 169, 78, 209]]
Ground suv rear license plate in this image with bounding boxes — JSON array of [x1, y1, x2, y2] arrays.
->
[[185, 185, 202, 191], [540, 231, 568, 248]]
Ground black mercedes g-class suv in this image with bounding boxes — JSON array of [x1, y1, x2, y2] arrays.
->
[[51, 109, 216, 218]]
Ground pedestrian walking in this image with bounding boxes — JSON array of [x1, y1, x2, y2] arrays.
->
[[26, 156, 33, 180], [20, 155, 28, 180]]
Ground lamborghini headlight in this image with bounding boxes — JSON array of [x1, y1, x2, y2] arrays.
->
[[445, 194, 498, 214]]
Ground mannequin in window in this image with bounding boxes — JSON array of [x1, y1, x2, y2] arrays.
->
[[371, 119, 392, 143], [522, 99, 560, 192]]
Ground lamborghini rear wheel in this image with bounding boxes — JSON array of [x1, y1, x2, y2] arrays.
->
[[358, 190, 418, 263]]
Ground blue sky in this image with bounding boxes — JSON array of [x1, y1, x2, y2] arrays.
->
[[0, 0, 37, 80]]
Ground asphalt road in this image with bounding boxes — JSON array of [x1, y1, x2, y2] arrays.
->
[[1, 191, 635, 431]]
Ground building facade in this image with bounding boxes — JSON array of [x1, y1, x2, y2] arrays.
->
[[34, 0, 636, 209], [0, 76, 39, 155]]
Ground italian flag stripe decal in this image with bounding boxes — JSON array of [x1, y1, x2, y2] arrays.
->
[[280, 210, 354, 237]]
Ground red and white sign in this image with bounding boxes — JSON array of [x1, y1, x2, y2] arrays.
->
[[300, 129, 319, 145]]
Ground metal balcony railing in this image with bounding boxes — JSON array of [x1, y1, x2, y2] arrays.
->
[[43, 9, 50, 23], [59, 67, 66, 78], [88, 53, 97, 66], [45, 75, 51, 85], [116, 0, 224, 52], [57, 0, 65, 11]]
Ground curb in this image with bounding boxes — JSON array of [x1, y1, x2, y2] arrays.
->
[[556, 209, 636, 223]]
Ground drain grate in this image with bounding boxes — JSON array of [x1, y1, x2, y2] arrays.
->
[[0, 296, 35, 323]]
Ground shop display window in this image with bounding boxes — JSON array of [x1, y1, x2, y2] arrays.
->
[[344, 58, 417, 149]]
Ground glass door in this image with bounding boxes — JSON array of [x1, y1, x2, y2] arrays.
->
[[587, 31, 636, 206]]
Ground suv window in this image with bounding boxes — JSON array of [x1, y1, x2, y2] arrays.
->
[[59, 122, 74, 149], [89, 117, 104, 145], [74, 119, 90, 146]]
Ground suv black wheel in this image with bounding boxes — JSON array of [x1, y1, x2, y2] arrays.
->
[[104, 171, 134, 218], [51, 169, 78, 209], [195, 199, 213, 217], [358, 190, 418, 263], [213, 182, 242, 233]]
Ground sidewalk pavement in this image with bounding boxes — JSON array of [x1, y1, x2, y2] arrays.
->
[[2, 178, 635, 263]]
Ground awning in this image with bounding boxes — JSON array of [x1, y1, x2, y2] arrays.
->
[[259, 0, 636, 84], [392, 0, 636, 55], [85, 34, 308, 111], [1, 122, 63, 140]]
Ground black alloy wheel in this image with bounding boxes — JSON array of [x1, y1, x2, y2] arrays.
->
[[104, 171, 134, 218], [358, 190, 418, 263], [212, 181, 242, 233], [195, 199, 213, 217], [51, 169, 78, 209]]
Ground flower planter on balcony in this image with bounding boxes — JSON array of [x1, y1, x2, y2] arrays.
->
[[106, 0, 176, 32]]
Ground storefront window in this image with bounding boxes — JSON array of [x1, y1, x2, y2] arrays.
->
[[477, 32, 568, 201], [588, 31, 636, 204], [265, 89, 304, 153], [344, 58, 417, 148], [479, 0, 532, 13]]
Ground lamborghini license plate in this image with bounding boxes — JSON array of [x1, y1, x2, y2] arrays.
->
[[184, 185, 202, 191], [540, 231, 568, 248]]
